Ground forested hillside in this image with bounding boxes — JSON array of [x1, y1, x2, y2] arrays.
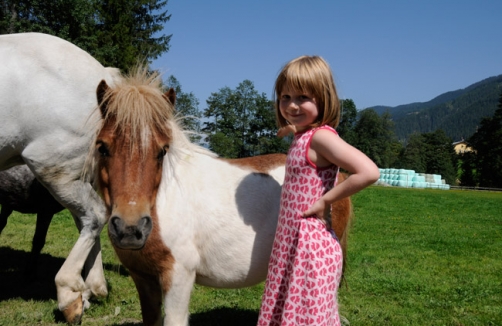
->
[[369, 74, 502, 142]]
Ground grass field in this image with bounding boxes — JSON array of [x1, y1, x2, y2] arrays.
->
[[0, 186, 501, 325]]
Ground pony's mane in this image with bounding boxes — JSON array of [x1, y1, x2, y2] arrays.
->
[[100, 66, 174, 156]]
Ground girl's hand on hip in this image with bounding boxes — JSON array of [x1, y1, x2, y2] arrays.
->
[[302, 199, 327, 222]]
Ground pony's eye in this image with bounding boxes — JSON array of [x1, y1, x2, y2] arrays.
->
[[157, 145, 168, 161], [97, 142, 109, 157]]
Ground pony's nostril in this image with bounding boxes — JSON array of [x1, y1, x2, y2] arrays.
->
[[110, 216, 122, 230], [138, 216, 153, 237], [138, 216, 151, 228], [108, 216, 124, 240]]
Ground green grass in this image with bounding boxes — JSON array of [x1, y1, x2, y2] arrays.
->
[[340, 187, 502, 326], [0, 186, 501, 325]]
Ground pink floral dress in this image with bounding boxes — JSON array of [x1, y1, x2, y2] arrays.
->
[[258, 126, 343, 326]]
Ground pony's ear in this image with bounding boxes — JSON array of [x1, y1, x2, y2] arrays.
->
[[164, 88, 176, 106], [96, 80, 110, 118]]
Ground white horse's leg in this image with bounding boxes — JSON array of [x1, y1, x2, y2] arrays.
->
[[82, 237, 107, 302], [163, 263, 196, 326], [68, 210, 107, 303], [23, 141, 108, 317], [55, 231, 98, 322], [37, 177, 106, 324]]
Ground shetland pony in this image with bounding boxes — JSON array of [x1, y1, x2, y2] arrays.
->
[[92, 67, 353, 326], [0, 32, 121, 323]]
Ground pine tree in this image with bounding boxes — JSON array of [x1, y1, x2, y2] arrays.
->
[[1, 0, 171, 70], [422, 129, 457, 185], [203, 80, 289, 158], [94, 0, 171, 70], [469, 92, 502, 187], [337, 99, 357, 145], [353, 109, 399, 168]]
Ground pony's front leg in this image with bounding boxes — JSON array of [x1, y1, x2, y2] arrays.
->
[[130, 271, 163, 326], [163, 263, 196, 326]]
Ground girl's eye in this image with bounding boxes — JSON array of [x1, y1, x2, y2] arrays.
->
[[300, 95, 310, 101], [281, 95, 290, 100]]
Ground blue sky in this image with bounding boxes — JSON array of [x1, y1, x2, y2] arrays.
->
[[152, 1, 502, 110]]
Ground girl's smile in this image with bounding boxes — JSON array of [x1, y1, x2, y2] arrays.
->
[[279, 88, 318, 132]]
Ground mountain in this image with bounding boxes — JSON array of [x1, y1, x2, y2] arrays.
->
[[367, 74, 502, 142]]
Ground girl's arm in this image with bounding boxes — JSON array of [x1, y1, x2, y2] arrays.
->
[[303, 129, 380, 219]]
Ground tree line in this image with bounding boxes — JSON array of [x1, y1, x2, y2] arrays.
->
[[169, 78, 502, 189], [459, 93, 502, 188], [2, 0, 501, 188], [1, 0, 171, 70]]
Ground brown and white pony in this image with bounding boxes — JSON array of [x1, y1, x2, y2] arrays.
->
[[91, 67, 352, 326]]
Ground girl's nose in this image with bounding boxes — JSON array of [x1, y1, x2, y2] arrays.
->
[[288, 100, 300, 110]]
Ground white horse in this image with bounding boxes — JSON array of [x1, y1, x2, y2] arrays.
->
[[91, 68, 352, 326], [0, 32, 121, 323]]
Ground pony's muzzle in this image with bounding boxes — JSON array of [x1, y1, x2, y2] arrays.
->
[[108, 215, 153, 250]]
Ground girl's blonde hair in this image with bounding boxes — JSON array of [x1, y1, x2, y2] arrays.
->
[[274, 55, 340, 129]]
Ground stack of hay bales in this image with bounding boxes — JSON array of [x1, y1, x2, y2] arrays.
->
[[376, 168, 450, 190]]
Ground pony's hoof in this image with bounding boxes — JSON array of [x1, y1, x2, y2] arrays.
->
[[61, 294, 83, 325]]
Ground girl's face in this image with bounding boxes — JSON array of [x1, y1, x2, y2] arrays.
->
[[279, 87, 319, 132]]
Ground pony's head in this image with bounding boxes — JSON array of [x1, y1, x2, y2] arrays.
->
[[94, 67, 175, 250]]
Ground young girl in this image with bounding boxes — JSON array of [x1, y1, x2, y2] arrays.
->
[[258, 55, 380, 326]]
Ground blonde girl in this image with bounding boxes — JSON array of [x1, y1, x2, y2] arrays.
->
[[258, 55, 379, 326]]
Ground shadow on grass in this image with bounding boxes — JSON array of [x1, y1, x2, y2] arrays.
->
[[108, 307, 258, 326], [0, 248, 257, 326], [189, 307, 258, 326], [0, 246, 62, 301], [0, 246, 129, 303]]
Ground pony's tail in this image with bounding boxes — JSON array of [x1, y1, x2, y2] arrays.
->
[[331, 172, 354, 287]]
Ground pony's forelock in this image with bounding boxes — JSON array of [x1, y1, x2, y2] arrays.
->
[[102, 67, 173, 155]]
